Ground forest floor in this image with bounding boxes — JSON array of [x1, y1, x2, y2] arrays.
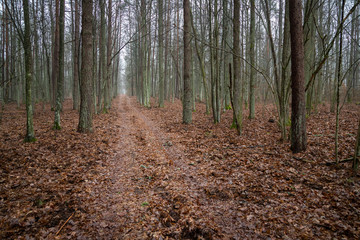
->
[[0, 95, 359, 239]]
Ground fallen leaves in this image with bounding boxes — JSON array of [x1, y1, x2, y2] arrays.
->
[[0, 96, 359, 239]]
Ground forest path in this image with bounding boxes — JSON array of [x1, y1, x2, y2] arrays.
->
[[105, 95, 252, 238], [81, 95, 207, 238], [77, 95, 360, 239], [111, 95, 204, 238], [83, 95, 238, 239]]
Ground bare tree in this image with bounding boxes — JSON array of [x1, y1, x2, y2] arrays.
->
[[289, 0, 307, 153], [23, 0, 35, 142], [158, 0, 164, 107], [104, 0, 113, 111], [53, 0, 65, 130], [51, 0, 60, 109], [248, 0, 255, 119], [183, 0, 192, 124], [78, 0, 94, 133], [73, 0, 80, 110], [232, 0, 243, 135]]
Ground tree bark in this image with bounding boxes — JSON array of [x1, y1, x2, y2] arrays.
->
[[23, 0, 36, 142], [100, 0, 107, 112], [41, 0, 51, 104], [51, 0, 60, 109], [4, 1, 9, 103], [232, 0, 242, 135], [191, 9, 210, 114], [289, 0, 307, 153], [183, 0, 192, 124], [279, 0, 291, 141], [78, 0, 94, 133], [73, 0, 80, 110], [304, 0, 316, 115], [104, 0, 113, 111], [248, 0, 255, 119], [158, 0, 164, 107], [53, 0, 65, 130], [140, 0, 150, 107], [93, 3, 98, 114], [335, 0, 346, 164]]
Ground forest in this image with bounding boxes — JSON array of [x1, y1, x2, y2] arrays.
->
[[0, 0, 360, 239]]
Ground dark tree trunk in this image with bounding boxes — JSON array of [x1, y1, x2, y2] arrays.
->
[[289, 0, 307, 153], [51, 0, 60, 109], [53, 0, 65, 130], [100, 0, 107, 112], [4, 2, 9, 103], [158, 0, 164, 107], [23, 0, 36, 142], [78, 0, 94, 133], [183, 0, 192, 124], [232, 0, 242, 135], [248, 0, 255, 119], [104, 0, 112, 111], [73, 0, 80, 110]]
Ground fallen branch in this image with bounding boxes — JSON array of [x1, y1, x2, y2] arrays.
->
[[325, 158, 357, 166], [56, 212, 74, 236]]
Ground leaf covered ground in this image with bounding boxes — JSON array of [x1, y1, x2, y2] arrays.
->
[[0, 95, 359, 239]]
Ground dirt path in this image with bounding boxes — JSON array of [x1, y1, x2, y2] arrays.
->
[[75, 96, 191, 238], [76, 95, 360, 239], [79, 95, 235, 239]]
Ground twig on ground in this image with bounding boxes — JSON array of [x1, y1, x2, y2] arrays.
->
[[56, 212, 75, 236]]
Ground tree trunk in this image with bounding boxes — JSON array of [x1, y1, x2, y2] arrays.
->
[[23, 0, 36, 142], [1, 3, 4, 110], [73, 0, 80, 110], [279, 0, 291, 141], [53, 0, 65, 130], [140, 0, 150, 107], [209, 0, 220, 123], [314, 2, 324, 112], [289, 0, 307, 153], [78, 0, 94, 133], [191, 9, 210, 114], [32, 0, 41, 103], [304, 0, 316, 115], [222, 0, 231, 110], [248, 0, 255, 119], [164, 0, 171, 100], [51, 0, 60, 109], [100, 0, 107, 112], [232, 0, 243, 135], [158, 0, 164, 107], [146, 5, 152, 102], [353, 5, 360, 101], [214, 0, 221, 123], [4, 2, 9, 103], [41, 0, 51, 104], [175, 0, 180, 100], [92, 3, 98, 114], [348, 4, 358, 102], [335, 0, 346, 164], [104, 0, 112, 111], [183, 0, 192, 124]]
